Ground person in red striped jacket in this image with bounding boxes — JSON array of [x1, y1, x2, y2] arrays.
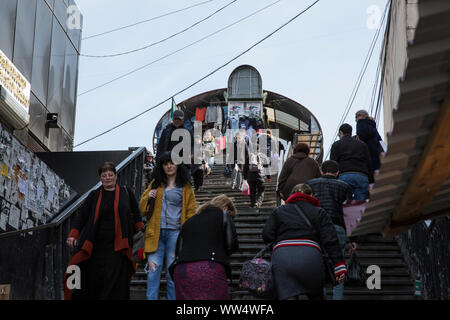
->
[[262, 183, 347, 300]]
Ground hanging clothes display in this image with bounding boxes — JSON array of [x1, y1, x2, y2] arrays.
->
[[205, 105, 218, 123], [216, 106, 223, 127], [195, 107, 207, 122], [229, 116, 239, 130]]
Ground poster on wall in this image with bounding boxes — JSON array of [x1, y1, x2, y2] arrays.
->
[[246, 102, 262, 118], [0, 123, 75, 233], [228, 102, 244, 118]]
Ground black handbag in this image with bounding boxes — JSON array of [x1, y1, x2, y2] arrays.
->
[[346, 252, 366, 285], [223, 210, 239, 256], [293, 204, 339, 286]]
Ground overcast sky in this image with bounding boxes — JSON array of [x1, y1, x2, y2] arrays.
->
[[73, 0, 388, 157]]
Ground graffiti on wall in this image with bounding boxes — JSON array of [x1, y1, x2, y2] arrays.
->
[[0, 123, 74, 233]]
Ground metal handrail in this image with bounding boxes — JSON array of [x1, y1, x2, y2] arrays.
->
[[0, 147, 146, 239]]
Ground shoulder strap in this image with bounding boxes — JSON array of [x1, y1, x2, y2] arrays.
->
[[253, 243, 272, 259], [290, 158, 304, 174], [293, 203, 314, 230]]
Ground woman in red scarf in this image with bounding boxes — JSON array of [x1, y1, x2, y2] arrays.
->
[[64, 162, 143, 300], [263, 184, 346, 300]]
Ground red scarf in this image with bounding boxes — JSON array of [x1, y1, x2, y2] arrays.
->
[[285, 192, 321, 207]]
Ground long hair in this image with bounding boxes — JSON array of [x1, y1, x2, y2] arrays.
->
[[196, 194, 237, 217], [151, 152, 191, 188]]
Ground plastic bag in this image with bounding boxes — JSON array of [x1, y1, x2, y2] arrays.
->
[[241, 180, 249, 195], [345, 252, 366, 286]]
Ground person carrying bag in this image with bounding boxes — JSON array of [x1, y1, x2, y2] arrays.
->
[[262, 183, 347, 300]]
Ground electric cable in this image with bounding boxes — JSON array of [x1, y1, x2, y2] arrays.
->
[[81, 0, 239, 58], [73, 0, 320, 148], [82, 0, 215, 40], [78, 0, 282, 97], [324, 0, 390, 160]]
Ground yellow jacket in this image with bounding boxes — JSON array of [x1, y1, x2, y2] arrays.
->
[[139, 180, 197, 253]]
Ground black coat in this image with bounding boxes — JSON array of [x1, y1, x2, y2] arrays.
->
[[356, 118, 382, 171], [262, 199, 344, 265], [169, 206, 238, 279], [330, 134, 374, 183], [64, 185, 143, 299], [156, 123, 193, 162]]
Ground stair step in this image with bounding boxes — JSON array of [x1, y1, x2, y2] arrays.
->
[[133, 166, 414, 301]]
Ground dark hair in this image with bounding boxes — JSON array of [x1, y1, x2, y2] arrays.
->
[[293, 142, 310, 155], [152, 151, 191, 188], [321, 160, 339, 174], [339, 123, 352, 135], [290, 183, 312, 196], [98, 162, 116, 176]]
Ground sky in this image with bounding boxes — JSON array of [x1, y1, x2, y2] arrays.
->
[[73, 0, 389, 158]]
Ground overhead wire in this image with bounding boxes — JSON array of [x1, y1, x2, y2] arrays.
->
[[324, 0, 390, 160], [73, 0, 321, 148], [81, 0, 239, 58], [78, 0, 282, 97], [375, 2, 393, 127], [82, 0, 216, 40]]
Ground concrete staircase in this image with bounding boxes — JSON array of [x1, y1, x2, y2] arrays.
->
[[130, 164, 415, 300]]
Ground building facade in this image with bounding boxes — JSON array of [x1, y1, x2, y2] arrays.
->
[[0, 0, 82, 152]]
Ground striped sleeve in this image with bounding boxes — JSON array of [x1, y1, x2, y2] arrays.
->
[[334, 262, 347, 277]]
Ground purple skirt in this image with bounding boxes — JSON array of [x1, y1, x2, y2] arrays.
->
[[173, 261, 229, 300]]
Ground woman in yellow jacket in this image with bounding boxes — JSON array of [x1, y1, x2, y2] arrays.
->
[[139, 151, 197, 300]]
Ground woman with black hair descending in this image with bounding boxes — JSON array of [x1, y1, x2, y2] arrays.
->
[[139, 151, 197, 300]]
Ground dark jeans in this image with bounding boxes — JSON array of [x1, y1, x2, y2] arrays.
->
[[248, 179, 265, 206], [192, 169, 203, 190], [338, 172, 369, 200]]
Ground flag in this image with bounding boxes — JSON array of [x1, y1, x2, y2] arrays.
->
[[171, 97, 176, 119]]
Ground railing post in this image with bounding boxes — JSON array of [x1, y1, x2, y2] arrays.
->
[[44, 244, 55, 300]]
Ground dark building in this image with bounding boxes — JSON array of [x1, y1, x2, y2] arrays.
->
[[0, 0, 82, 152]]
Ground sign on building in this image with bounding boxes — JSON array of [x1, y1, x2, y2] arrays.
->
[[0, 49, 31, 129]]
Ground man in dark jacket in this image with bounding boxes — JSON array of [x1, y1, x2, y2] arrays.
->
[[330, 123, 373, 200], [355, 110, 383, 171], [307, 160, 353, 300], [156, 109, 193, 178]]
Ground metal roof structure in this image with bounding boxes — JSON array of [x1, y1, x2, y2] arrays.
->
[[152, 87, 324, 159], [352, 0, 450, 237]]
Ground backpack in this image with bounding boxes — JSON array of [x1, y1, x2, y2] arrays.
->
[[239, 244, 275, 298]]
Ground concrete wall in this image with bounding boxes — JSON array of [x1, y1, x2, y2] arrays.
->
[[381, 0, 418, 139]]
